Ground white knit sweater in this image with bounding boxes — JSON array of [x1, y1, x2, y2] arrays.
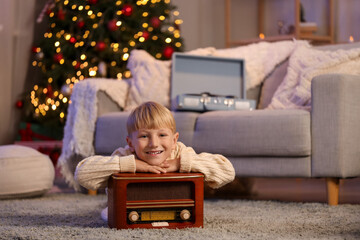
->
[[75, 142, 235, 190]]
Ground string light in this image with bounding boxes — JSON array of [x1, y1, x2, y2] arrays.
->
[[122, 53, 129, 61]]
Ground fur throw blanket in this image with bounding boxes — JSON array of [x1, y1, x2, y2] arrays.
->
[[57, 79, 128, 190]]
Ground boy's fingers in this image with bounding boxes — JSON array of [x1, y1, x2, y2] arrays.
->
[[150, 166, 166, 174]]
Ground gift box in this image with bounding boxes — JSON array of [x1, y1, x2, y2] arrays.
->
[[17, 122, 63, 141]]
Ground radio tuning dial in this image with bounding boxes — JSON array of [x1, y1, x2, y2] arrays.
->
[[180, 209, 191, 220], [128, 211, 139, 222]]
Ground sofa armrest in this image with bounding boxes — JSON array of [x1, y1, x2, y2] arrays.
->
[[311, 73, 360, 178]]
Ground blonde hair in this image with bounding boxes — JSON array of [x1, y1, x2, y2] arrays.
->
[[127, 101, 176, 134]]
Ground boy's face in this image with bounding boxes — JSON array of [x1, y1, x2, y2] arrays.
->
[[126, 128, 179, 166]]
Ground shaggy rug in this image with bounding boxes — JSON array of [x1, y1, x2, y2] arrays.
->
[[1, 193, 360, 240]]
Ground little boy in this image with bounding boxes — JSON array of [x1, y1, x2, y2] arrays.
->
[[75, 101, 235, 221]]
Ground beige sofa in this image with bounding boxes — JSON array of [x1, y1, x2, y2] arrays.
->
[[67, 42, 360, 205]]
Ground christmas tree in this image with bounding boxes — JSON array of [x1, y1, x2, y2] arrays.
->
[[21, 0, 184, 138]]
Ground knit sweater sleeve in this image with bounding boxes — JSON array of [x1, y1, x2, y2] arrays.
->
[[74, 146, 136, 190], [177, 142, 235, 189]]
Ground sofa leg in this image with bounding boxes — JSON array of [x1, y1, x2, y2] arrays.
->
[[326, 178, 339, 206], [88, 189, 97, 195]]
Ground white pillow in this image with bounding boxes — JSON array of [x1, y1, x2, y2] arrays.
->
[[0, 145, 55, 199], [125, 50, 171, 111], [214, 40, 306, 90], [267, 44, 360, 110]]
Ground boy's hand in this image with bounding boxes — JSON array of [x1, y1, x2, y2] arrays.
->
[[160, 158, 180, 172], [135, 159, 167, 174]]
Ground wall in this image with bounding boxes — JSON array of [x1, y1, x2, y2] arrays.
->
[[0, 0, 36, 145]]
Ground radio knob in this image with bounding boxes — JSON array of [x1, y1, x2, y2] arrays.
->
[[180, 209, 191, 220], [128, 211, 139, 222]]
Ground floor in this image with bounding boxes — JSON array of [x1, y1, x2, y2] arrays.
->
[[52, 167, 360, 204]]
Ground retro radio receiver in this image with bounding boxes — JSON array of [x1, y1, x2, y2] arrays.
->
[[108, 172, 204, 229]]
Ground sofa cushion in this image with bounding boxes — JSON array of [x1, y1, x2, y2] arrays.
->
[[95, 111, 200, 155], [192, 109, 311, 157]]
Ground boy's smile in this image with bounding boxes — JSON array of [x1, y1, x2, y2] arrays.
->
[[127, 128, 179, 166]]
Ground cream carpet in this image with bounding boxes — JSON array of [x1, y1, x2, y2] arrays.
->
[[1, 193, 359, 240]]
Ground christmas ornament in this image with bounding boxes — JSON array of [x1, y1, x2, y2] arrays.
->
[[142, 31, 150, 41], [96, 41, 106, 51], [107, 20, 118, 32], [150, 17, 161, 28], [69, 37, 76, 44], [15, 100, 24, 109], [163, 46, 174, 59], [98, 61, 107, 77], [31, 46, 39, 53], [122, 4, 133, 16], [61, 84, 72, 96], [57, 9, 65, 20], [77, 20, 85, 28], [46, 85, 53, 98], [46, 9, 52, 16], [53, 53, 63, 63], [74, 61, 81, 69]]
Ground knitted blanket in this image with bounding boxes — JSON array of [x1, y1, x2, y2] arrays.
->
[[267, 43, 360, 110], [57, 79, 128, 191]]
